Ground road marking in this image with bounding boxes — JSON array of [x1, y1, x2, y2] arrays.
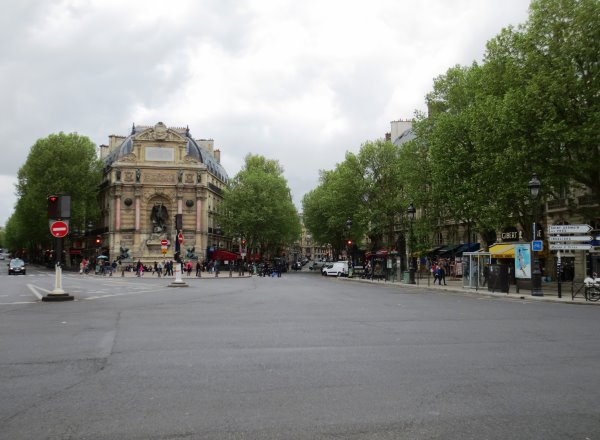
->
[[26, 284, 45, 300], [0, 301, 37, 305]]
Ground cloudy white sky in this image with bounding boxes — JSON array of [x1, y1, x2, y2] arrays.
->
[[0, 0, 532, 226]]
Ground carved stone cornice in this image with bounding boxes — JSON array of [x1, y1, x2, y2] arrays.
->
[[120, 153, 137, 163], [142, 170, 176, 184], [135, 122, 185, 142]]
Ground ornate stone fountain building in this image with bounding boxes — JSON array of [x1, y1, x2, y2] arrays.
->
[[99, 122, 229, 264]]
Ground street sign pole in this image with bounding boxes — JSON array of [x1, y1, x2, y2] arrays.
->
[[43, 228, 74, 302], [548, 224, 593, 295], [557, 250, 562, 299]]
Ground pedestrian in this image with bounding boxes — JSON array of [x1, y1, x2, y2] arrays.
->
[[196, 261, 201, 277], [432, 263, 438, 284], [157, 261, 162, 278], [186, 260, 193, 276], [438, 265, 446, 285]]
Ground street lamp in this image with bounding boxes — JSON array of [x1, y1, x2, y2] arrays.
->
[[346, 218, 353, 266], [407, 202, 416, 284], [528, 173, 543, 296]]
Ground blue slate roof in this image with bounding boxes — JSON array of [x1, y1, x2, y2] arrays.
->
[[104, 125, 228, 182], [392, 128, 416, 146]]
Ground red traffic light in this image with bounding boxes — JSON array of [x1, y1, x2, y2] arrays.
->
[[347, 240, 353, 246], [47, 195, 60, 218], [241, 239, 246, 245], [95, 236, 101, 246]]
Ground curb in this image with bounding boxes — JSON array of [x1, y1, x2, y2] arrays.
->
[[340, 276, 600, 306]]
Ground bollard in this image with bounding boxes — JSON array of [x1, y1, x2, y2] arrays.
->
[[229, 269, 232, 278]]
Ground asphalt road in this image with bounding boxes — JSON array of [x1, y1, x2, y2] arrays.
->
[[1, 269, 599, 439]]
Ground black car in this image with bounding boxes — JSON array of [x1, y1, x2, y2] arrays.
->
[[8, 258, 26, 275]]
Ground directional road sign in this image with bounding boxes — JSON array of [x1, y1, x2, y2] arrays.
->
[[548, 224, 592, 234], [549, 243, 592, 251], [50, 220, 69, 238], [548, 235, 593, 242]]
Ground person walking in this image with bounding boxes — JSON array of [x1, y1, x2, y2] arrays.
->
[[196, 261, 201, 277], [438, 265, 447, 285]]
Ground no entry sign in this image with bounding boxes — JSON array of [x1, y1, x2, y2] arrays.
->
[[160, 239, 169, 246], [50, 220, 69, 238]]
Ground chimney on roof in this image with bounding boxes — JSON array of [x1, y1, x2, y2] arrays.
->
[[99, 144, 109, 159], [214, 149, 221, 163]]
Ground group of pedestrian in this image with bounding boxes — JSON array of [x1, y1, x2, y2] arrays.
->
[[79, 257, 118, 276]]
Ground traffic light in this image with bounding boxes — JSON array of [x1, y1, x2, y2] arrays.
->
[[47, 194, 71, 219], [241, 239, 246, 246], [95, 235, 102, 247], [47, 195, 60, 218], [347, 239, 353, 246]]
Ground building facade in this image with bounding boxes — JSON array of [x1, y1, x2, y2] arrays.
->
[[98, 122, 229, 264]]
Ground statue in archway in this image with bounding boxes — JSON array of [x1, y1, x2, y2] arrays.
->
[[151, 203, 168, 233]]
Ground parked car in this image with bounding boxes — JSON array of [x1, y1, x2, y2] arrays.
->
[[8, 258, 26, 275], [322, 261, 348, 277]]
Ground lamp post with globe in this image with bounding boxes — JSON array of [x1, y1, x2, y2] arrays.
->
[[528, 174, 543, 296], [407, 203, 416, 284]]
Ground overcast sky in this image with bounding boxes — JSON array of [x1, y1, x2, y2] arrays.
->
[[0, 0, 532, 227]]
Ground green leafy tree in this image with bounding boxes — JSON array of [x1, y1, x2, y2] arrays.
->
[[219, 154, 301, 258], [302, 155, 364, 257], [356, 139, 408, 250], [9, 132, 102, 257]]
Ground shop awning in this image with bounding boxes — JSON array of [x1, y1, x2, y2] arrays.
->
[[366, 249, 389, 259], [438, 244, 463, 257], [454, 242, 480, 256], [418, 246, 444, 257], [489, 243, 515, 259], [211, 249, 241, 261]]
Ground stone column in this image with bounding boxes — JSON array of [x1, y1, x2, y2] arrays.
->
[[115, 196, 121, 231], [196, 198, 202, 231], [135, 197, 141, 231]]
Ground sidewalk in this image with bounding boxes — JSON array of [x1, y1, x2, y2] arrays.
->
[[343, 274, 599, 306], [91, 269, 251, 279]]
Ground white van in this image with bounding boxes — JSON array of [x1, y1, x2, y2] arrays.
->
[[322, 261, 348, 277]]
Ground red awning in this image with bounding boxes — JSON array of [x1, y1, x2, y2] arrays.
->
[[211, 249, 241, 261], [366, 249, 389, 258]]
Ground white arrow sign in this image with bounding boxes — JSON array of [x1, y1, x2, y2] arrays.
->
[[549, 243, 592, 251], [548, 224, 592, 234], [548, 235, 593, 242]]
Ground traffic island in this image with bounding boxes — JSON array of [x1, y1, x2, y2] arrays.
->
[[42, 293, 74, 302], [43, 264, 75, 301], [167, 263, 188, 287]]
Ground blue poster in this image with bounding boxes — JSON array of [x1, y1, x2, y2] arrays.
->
[[514, 244, 531, 279]]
